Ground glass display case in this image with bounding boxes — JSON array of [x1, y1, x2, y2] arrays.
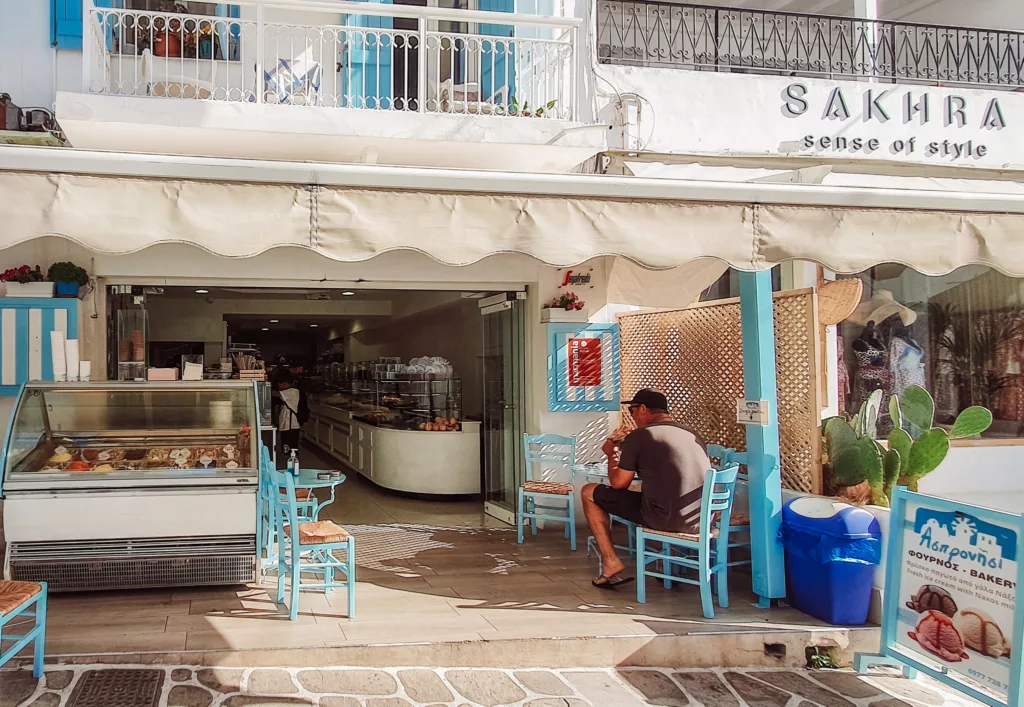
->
[[1, 381, 260, 491]]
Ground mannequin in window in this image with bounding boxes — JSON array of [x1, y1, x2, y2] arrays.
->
[[887, 318, 926, 396], [852, 321, 885, 367]]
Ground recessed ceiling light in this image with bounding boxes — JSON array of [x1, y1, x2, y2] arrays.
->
[[341, 291, 355, 296], [261, 327, 269, 331], [310, 324, 319, 328], [270, 319, 279, 323], [195, 288, 209, 294]]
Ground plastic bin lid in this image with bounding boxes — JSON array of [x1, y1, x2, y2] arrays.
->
[[783, 497, 881, 539]]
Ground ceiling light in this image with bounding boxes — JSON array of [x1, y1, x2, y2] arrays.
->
[[195, 288, 209, 294], [341, 291, 355, 296], [261, 327, 269, 331], [310, 324, 319, 328], [270, 319, 279, 323]]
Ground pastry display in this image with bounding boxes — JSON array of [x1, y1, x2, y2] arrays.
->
[[92, 464, 114, 472], [955, 609, 1012, 658], [219, 444, 238, 462], [48, 446, 73, 464], [195, 454, 217, 469], [225, 461, 239, 470], [908, 610, 969, 662], [67, 461, 90, 472], [124, 448, 148, 461], [147, 448, 171, 461], [906, 584, 958, 617]]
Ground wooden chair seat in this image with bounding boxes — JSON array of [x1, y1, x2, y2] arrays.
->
[[0, 581, 41, 616], [281, 487, 316, 502], [284, 520, 350, 545], [729, 512, 750, 526], [643, 526, 719, 542], [522, 480, 573, 495]]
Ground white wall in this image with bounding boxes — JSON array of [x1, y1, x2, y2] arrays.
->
[[0, 0, 82, 110], [893, 0, 1024, 31]]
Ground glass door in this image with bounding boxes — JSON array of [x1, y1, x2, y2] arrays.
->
[[480, 295, 526, 525]]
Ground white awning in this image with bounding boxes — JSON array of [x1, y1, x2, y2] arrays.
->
[[4, 146, 1024, 276]]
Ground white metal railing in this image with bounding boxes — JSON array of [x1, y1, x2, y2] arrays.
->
[[83, 0, 581, 120]]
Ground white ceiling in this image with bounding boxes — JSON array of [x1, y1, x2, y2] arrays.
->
[[679, 0, 966, 24]]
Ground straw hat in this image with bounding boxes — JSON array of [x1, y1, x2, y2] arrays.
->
[[848, 290, 917, 327], [818, 279, 864, 326]]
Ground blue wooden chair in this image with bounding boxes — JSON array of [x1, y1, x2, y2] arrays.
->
[[0, 580, 47, 677], [517, 434, 577, 551], [636, 462, 740, 619], [268, 464, 356, 620], [257, 445, 317, 577], [706, 445, 752, 572]]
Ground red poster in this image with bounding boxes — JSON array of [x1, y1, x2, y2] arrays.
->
[[568, 338, 602, 387]]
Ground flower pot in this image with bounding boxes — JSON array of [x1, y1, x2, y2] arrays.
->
[[4, 282, 55, 298], [541, 308, 589, 323], [55, 281, 81, 298]]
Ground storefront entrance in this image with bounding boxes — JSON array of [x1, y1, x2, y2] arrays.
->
[[103, 283, 529, 526]]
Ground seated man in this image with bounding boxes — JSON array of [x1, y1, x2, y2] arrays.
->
[[581, 389, 712, 588]]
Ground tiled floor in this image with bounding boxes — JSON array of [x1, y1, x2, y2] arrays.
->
[[8, 448, 868, 663], [1, 665, 984, 707]]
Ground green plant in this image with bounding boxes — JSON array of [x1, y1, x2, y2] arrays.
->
[[46, 261, 89, 286], [807, 647, 840, 670], [823, 385, 993, 505], [509, 96, 557, 117]]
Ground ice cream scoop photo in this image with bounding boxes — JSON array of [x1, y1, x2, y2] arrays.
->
[[906, 584, 958, 617], [955, 609, 1012, 659], [908, 610, 970, 663]]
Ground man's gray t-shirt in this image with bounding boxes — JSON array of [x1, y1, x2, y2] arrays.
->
[[617, 422, 711, 532]]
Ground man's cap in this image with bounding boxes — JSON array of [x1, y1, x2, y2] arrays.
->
[[623, 389, 669, 411]]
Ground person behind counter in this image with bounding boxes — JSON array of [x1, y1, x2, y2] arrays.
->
[[581, 389, 712, 589], [272, 370, 309, 462]]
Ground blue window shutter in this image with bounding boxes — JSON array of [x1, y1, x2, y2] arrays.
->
[[479, 0, 515, 103], [343, 0, 394, 109], [52, 0, 83, 49]]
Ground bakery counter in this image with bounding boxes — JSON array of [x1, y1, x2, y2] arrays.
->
[[306, 404, 481, 496]]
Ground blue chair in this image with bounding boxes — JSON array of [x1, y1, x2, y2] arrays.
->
[[517, 434, 577, 551], [268, 464, 356, 621], [0, 580, 47, 677], [636, 463, 740, 619], [706, 445, 752, 572], [257, 446, 317, 577]]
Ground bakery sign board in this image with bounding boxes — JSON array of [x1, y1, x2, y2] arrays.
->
[[568, 337, 602, 387], [860, 488, 1024, 707]]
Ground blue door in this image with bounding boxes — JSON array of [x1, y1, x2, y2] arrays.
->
[[343, 0, 394, 109], [479, 0, 514, 105]]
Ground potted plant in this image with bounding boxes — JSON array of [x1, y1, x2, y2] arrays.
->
[[541, 292, 588, 322], [1, 265, 53, 298], [47, 261, 89, 298]]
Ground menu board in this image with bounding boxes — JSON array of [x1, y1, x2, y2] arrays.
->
[[568, 338, 602, 387], [893, 496, 1019, 698]]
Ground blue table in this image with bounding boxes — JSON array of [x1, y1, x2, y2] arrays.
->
[[293, 468, 346, 520]]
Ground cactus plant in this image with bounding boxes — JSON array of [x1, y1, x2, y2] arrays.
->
[[823, 384, 992, 505]]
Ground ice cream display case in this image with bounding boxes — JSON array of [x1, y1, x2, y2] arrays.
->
[[1, 381, 260, 591]]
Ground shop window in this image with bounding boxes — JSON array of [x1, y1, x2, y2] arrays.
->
[[700, 266, 782, 302], [838, 265, 1024, 440]]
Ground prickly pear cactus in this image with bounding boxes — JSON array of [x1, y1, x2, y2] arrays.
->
[[905, 428, 950, 481], [888, 428, 912, 478], [888, 394, 902, 433], [881, 448, 901, 506], [824, 416, 857, 461], [859, 390, 883, 439], [949, 406, 994, 440], [900, 385, 935, 440]]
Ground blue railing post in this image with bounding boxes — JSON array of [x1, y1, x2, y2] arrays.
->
[[738, 270, 786, 606]]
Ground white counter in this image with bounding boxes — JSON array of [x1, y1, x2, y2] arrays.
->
[[306, 403, 481, 496]]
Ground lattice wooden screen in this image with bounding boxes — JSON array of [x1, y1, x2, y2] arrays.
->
[[618, 289, 822, 494]]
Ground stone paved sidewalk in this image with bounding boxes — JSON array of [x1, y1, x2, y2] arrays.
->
[[0, 665, 982, 707]]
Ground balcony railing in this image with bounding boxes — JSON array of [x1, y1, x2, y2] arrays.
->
[[597, 0, 1024, 89], [84, 0, 580, 120]]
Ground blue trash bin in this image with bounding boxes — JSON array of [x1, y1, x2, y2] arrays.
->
[[782, 497, 882, 625]]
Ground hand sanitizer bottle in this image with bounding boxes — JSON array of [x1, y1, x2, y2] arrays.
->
[[288, 449, 300, 476]]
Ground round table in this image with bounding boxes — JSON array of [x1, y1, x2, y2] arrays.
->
[[293, 468, 346, 520]]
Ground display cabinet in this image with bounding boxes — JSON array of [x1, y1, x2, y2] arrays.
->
[[1, 381, 260, 591]]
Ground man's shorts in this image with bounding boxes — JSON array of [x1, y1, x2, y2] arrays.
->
[[592, 485, 646, 526]]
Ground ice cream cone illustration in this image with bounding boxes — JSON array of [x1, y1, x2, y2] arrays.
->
[[908, 610, 969, 662]]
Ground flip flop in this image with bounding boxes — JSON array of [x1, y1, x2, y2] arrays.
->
[[592, 574, 636, 590]]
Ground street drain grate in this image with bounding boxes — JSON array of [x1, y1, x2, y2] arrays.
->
[[67, 669, 164, 707]]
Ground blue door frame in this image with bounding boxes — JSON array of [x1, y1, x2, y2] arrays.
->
[[738, 270, 787, 606]]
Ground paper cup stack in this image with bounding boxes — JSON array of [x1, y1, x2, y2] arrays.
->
[[65, 339, 80, 382], [50, 330, 67, 381]]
